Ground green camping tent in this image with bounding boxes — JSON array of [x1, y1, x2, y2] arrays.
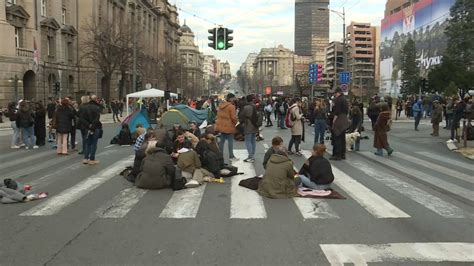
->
[[157, 109, 190, 129]]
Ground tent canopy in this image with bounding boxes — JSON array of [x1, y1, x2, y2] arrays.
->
[[157, 109, 190, 129], [171, 104, 208, 124], [126, 88, 164, 98]]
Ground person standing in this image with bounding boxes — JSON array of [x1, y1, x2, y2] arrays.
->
[[412, 99, 423, 131], [349, 103, 363, 151], [276, 98, 288, 129], [46, 98, 56, 120], [34, 102, 46, 146], [444, 97, 454, 129], [215, 93, 239, 161], [77, 95, 90, 155], [330, 88, 349, 160], [111, 99, 121, 123], [287, 98, 304, 156], [430, 100, 443, 137], [79, 95, 102, 165], [264, 100, 273, 127], [54, 98, 74, 155], [374, 102, 393, 156], [313, 99, 327, 145], [70, 101, 79, 151], [7, 102, 20, 149], [16, 101, 38, 150], [449, 98, 465, 142], [239, 95, 259, 163]]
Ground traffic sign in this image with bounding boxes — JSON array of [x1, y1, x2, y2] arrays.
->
[[339, 71, 350, 84]]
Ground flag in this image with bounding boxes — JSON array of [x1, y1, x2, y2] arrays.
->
[[33, 37, 40, 72]]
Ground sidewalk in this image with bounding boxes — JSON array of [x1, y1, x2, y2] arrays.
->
[[0, 113, 116, 131]]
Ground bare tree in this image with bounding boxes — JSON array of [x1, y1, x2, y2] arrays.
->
[[81, 19, 134, 101], [157, 53, 183, 92]]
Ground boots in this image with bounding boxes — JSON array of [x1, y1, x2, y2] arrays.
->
[[374, 148, 383, 156], [386, 147, 394, 156]]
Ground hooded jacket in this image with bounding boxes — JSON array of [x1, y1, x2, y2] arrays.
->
[[215, 101, 237, 134], [135, 148, 175, 190], [257, 154, 298, 199]]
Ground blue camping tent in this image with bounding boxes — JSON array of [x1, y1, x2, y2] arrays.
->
[[170, 104, 208, 124], [122, 107, 150, 133]]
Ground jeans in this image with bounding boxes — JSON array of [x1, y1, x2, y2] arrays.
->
[[414, 113, 422, 129], [314, 119, 327, 144], [70, 126, 76, 149], [352, 137, 361, 151], [278, 113, 286, 128], [113, 111, 120, 122], [80, 129, 87, 153], [21, 126, 35, 149], [84, 130, 100, 160], [299, 175, 331, 190], [244, 133, 256, 159], [446, 113, 453, 129], [288, 135, 301, 152], [219, 133, 235, 158], [265, 111, 273, 126], [11, 122, 20, 146]]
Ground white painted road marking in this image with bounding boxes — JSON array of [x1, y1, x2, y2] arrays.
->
[[320, 242, 474, 265], [301, 151, 410, 218], [416, 151, 474, 171], [394, 152, 474, 184], [20, 156, 134, 216], [230, 150, 267, 219], [360, 151, 474, 201], [159, 184, 206, 219], [347, 160, 469, 218], [97, 187, 147, 218], [0, 150, 56, 169]]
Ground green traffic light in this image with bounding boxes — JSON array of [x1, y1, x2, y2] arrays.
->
[[217, 41, 225, 49]]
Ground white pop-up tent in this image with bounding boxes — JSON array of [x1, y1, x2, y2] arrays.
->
[[126, 88, 165, 116]]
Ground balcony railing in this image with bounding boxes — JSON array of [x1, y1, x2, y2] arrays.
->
[[16, 48, 34, 58]]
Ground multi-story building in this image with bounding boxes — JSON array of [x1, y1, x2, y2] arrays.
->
[[346, 22, 379, 97], [0, 0, 181, 106], [253, 45, 294, 95], [239, 53, 257, 93], [202, 55, 216, 95], [324, 41, 344, 89], [178, 22, 204, 98], [294, 0, 329, 63], [219, 61, 231, 80]]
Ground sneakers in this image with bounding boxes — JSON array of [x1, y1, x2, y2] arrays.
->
[[229, 157, 240, 162], [11, 145, 20, 149], [82, 159, 89, 164], [243, 158, 255, 163], [88, 160, 100, 165], [295, 151, 303, 157], [33, 145, 39, 149], [185, 180, 200, 188]]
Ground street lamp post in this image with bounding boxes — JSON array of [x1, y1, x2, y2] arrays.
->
[[8, 75, 23, 102]]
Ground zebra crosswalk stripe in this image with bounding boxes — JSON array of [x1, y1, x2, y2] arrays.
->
[[360, 151, 473, 201], [320, 242, 474, 265], [97, 187, 147, 218], [346, 159, 469, 218], [20, 156, 134, 216], [301, 151, 410, 218], [159, 184, 207, 219], [393, 152, 474, 184], [416, 151, 473, 172]]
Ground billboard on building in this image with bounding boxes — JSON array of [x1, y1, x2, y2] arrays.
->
[[380, 0, 455, 96]]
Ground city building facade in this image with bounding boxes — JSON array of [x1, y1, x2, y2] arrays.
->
[[253, 45, 294, 95], [324, 41, 344, 88], [0, 0, 181, 106], [346, 22, 379, 97], [294, 0, 329, 64], [178, 22, 204, 98]]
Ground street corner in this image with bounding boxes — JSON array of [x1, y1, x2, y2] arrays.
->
[[454, 146, 474, 160]]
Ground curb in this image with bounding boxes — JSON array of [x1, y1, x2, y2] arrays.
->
[[446, 141, 474, 160]]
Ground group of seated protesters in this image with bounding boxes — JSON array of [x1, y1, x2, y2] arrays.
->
[[125, 123, 237, 190], [258, 137, 334, 199]]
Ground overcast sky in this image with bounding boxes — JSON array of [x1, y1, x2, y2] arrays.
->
[[173, 0, 385, 74]]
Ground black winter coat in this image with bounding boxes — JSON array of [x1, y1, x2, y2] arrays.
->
[[16, 110, 34, 128], [299, 155, 334, 185], [55, 106, 74, 134], [78, 101, 101, 131], [201, 150, 222, 177]]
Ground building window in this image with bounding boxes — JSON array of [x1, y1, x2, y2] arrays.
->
[[62, 8, 66, 24], [67, 42, 73, 62], [14, 27, 22, 48], [41, 0, 47, 16], [47, 36, 55, 57], [7, 0, 17, 6]]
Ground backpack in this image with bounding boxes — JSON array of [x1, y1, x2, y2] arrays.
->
[[285, 106, 296, 128], [170, 167, 186, 191], [279, 103, 285, 114], [250, 105, 262, 128]]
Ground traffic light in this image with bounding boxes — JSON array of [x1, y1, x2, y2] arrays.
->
[[208, 28, 216, 49], [136, 80, 142, 91], [317, 64, 323, 83], [225, 28, 233, 49], [216, 27, 225, 50]]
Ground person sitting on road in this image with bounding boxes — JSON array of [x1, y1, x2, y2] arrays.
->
[[195, 139, 221, 178], [176, 141, 202, 188], [257, 146, 299, 199], [189, 121, 201, 139], [135, 142, 175, 190], [114, 124, 133, 145], [298, 144, 334, 190], [133, 126, 146, 152], [263, 136, 284, 169]]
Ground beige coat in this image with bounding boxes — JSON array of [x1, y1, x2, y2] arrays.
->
[[289, 104, 304, 136]]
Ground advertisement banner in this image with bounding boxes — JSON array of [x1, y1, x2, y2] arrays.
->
[[380, 0, 455, 96]]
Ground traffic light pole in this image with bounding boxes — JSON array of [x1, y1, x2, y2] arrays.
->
[[132, 0, 138, 92]]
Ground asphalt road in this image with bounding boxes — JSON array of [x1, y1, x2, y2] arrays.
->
[[0, 118, 473, 266]]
